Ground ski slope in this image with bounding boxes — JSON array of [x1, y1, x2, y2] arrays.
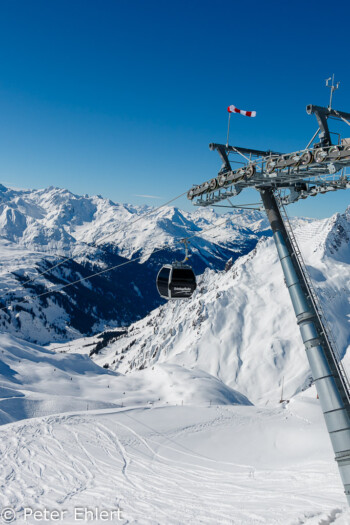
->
[[0, 332, 248, 425], [1, 333, 350, 523], [1, 396, 350, 524]]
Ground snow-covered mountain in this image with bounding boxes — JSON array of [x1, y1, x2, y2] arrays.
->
[[0, 184, 269, 258], [0, 184, 270, 343], [70, 207, 350, 405], [1, 191, 350, 521], [1, 182, 349, 406]]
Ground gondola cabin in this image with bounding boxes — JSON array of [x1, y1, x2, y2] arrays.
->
[[156, 263, 196, 300]]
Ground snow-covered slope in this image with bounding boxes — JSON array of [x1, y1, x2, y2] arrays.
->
[[0, 332, 249, 425], [74, 207, 350, 405], [0, 184, 271, 343], [1, 395, 349, 524], [1, 334, 348, 523]]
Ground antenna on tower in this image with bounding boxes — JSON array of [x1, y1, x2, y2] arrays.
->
[[326, 74, 340, 110]]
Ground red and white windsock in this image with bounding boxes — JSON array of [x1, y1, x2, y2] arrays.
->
[[227, 105, 256, 117]]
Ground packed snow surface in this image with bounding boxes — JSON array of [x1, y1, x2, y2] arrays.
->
[[1, 333, 350, 523], [0, 333, 248, 425], [1, 397, 350, 524]]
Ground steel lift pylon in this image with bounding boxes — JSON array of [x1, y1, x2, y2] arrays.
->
[[262, 188, 350, 503], [187, 80, 350, 503]]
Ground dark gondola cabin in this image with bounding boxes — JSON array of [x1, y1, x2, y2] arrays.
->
[[156, 264, 196, 300]]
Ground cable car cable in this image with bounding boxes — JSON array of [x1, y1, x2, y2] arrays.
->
[[155, 217, 232, 300], [0, 189, 189, 301], [0, 217, 229, 314]]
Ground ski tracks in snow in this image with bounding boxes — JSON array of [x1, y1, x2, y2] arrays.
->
[[0, 407, 348, 524]]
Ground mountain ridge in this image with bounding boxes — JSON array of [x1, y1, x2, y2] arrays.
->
[[66, 204, 350, 405], [0, 184, 270, 343]]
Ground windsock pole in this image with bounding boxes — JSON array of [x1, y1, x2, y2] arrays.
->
[[226, 112, 231, 147]]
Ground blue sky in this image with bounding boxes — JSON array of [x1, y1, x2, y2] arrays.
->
[[0, 0, 349, 218]]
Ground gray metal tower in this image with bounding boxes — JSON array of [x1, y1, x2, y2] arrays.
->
[[187, 86, 350, 503]]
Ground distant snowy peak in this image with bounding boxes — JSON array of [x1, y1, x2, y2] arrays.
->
[[293, 209, 350, 261], [0, 184, 271, 260], [0, 184, 275, 343], [323, 210, 350, 259]]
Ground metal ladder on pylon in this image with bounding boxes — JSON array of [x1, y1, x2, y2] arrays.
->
[[276, 193, 350, 406]]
